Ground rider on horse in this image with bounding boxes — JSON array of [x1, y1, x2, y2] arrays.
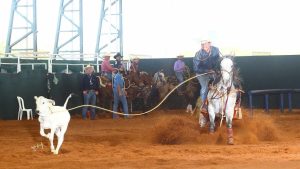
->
[[193, 37, 221, 115], [129, 56, 140, 85], [101, 53, 117, 81]]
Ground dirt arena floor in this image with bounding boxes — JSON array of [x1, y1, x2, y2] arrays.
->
[[1, 109, 300, 169]]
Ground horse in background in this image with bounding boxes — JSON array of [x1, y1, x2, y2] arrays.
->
[[97, 75, 113, 115], [206, 56, 241, 145], [147, 70, 176, 109], [125, 71, 153, 112], [183, 78, 199, 113]]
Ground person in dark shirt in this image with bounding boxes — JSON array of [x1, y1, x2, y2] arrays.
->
[[81, 64, 100, 120], [193, 38, 221, 115], [113, 52, 124, 69]]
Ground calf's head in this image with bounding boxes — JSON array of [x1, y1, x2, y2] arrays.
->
[[34, 96, 55, 115]]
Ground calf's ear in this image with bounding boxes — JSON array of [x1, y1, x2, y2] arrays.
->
[[34, 96, 37, 100], [48, 99, 55, 105]]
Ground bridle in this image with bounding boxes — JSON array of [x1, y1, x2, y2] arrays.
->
[[210, 66, 234, 100]]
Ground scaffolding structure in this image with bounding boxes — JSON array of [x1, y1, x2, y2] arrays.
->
[[53, 0, 83, 60], [95, 0, 123, 58], [5, 0, 123, 61], [5, 0, 37, 56]]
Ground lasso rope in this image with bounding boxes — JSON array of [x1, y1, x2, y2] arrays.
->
[[67, 72, 213, 116], [32, 73, 213, 151]]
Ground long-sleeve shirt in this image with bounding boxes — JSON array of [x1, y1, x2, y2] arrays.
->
[[101, 60, 115, 72], [114, 60, 123, 69], [193, 46, 220, 74], [174, 60, 185, 72], [113, 73, 124, 92], [81, 74, 100, 91]]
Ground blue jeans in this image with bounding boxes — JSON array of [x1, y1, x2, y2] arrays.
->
[[175, 71, 184, 92], [113, 90, 129, 119], [197, 73, 214, 101], [82, 90, 97, 120], [175, 71, 184, 83]]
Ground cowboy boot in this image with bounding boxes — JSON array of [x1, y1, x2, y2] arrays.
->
[[200, 100, 208, 115], [227, 128, 234, 145]]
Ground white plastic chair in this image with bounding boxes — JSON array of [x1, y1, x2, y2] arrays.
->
[[17, 96, 33, 120]]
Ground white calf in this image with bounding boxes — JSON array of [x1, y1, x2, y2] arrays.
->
[[34, 94, 72, 154]]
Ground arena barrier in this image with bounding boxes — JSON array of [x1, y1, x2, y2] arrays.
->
[[248, 89, 300, 116], [0, 53, 131, 74]]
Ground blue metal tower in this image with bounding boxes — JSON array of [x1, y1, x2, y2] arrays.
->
[[53, 0, 83, 60], [5, 0, 37, 56], [95, 0, 123, 58]]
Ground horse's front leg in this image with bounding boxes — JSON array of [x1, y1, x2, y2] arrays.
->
[[208, 101, 216, 134], [225, 94, 237, 145]]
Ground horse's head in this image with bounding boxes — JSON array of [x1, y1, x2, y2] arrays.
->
[[139, 71, 152, 86], [220, 57, 234, 83], [153, 70, 166, 87]]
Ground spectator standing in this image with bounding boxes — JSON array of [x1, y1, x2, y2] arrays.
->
[[112, 67, 129, 119], [81, 64, 99, 120]]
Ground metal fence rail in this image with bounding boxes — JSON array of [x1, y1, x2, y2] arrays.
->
[[248, 89, 300, 116], [0, 53, 131, 73]]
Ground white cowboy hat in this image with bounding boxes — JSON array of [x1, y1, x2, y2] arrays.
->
[[84, 64, 94, 70], [103, 53, 111, 58], [200, 35, 212, 44], [201, 39, 211, 44], [131, 55, 140, 60], [176, 54, 184, 58]]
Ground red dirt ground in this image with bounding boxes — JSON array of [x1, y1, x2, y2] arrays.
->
[[1, 109, 300, 169]]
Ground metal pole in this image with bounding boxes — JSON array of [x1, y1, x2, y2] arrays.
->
[[248, 92, 253, 117], [32, 0, 38, 55], [17, 56, 21, 73], [96, 57, 99, 73], [288, 92, 292, 112], [280, 93, 284, 113], [5, 0, 17, 56], [48, 57, 53, 73], [95, 0, 105, 57], [53, 0, 64, 58], [79, 0, 83, 61], [264, 94, 269, 112], [119, 0, 123, 55]]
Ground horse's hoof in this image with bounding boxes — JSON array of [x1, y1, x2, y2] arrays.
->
[[227, 138, 234, 145]]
